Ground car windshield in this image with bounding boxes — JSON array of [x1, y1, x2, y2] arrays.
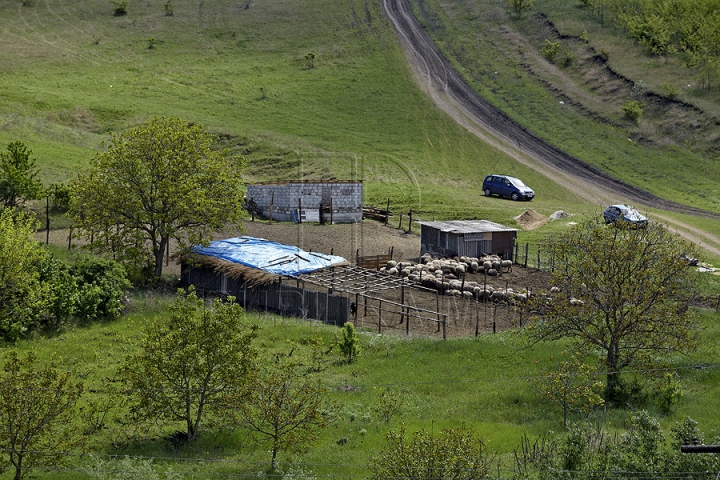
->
[[509, 177, 526, 188]]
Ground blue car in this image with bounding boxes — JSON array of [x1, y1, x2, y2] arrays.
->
[[603, 204, 648, 226], [482, 174, 534, 201]]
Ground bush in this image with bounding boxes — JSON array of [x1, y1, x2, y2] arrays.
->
[[660, 81, 679, 99], [541, 39, 561, 62], [622, 100, 644, 122], [110, 1, 127, 16], [70, 255, 130, 321]]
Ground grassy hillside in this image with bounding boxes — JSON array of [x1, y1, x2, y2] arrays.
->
[[3, 297, 719, 478], [0, 1, 623, 228]]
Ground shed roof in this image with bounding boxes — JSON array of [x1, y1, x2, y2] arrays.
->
[[417, 220, 518, 234], [192, 236, 347, 277]]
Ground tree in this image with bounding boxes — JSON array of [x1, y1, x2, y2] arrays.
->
[[0, 141, 43, 209], [119, 288, 258, 441], [525, 220, 699, 403], [369, 423, 492, 479], [337, 322, 360, 363], [231, 360, 336, 472], [0, 352, 83, 480], [0, 209, 53, 341], [531, 352, 604, 427], [69, 116, 246, 278], [509, 0, 535, 17]]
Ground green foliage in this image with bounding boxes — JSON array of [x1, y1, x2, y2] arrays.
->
[[85, 454, 183, 479], [230, 360, 336, 471], [164, 0, 174, 16], [0, 209, 53, 341], [541, 39, 561, 62], [147, 38, 157, 49], [369, 422, 492, 479], [373, 387, 404, 424], [337, 322, 360, 364], [119, 288, 258, 441], [70, 255, 130, 321], [0, 351, 83, 480], [660, 81, 679, 99], [110, 1, 127, 16], [69, 116, 247, 278], [531, 352, 604, 427], [46, 182, 71, 212], [514, 413, 720, 478], [305, 52, 315, 69], [509, 0, 535, 17], [525, 220, 700, 404], [579, 30, 589, 43], [0, 141, 43, 209], [653, 372, 683, 414], [622, 99, 644, 121]]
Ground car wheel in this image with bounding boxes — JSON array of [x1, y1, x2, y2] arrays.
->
[[511, 192, 519, 201], [484, 188, 491, 197]]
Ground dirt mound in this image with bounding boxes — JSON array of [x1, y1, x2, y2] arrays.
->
[[550, 210, 571, 219], [514, 209, 547, 230]]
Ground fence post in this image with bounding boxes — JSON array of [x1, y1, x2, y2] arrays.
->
[[407, 209, 412, 233], [269, 192, 274, 225], [524, 243, 529, 268], [378, 299, 382, 334], [385, 198, 390, 225], [398, 212, 403, 230], [537, 248, 541, 270]]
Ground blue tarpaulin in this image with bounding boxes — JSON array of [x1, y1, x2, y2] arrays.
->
[[192, 236, 347, 277]]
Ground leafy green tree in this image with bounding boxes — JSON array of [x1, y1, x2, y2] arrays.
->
[[119, 288, 257, 441], [531, 352, 604, 427], [337, 322, 360, 364], [0, 141, 43, 209], [0, 209, 52, 341], [69, 116, 246, 278], [369, 423, 492, 479], [231, 360, 336, 472], [525, 220, 699, 404], [0, 352, 83, 480]]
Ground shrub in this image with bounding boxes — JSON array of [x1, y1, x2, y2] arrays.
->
[[110, 1, 127, 16], [622, 100, 644, 122], [541, 39, 561, 62], [337, 322, 360, 363], [70, 255, 130, 321], [660, 81, 679, 99], [164, 0, 174, 16]]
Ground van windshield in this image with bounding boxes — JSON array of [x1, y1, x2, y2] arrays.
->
[[509, 177, 526, 188]]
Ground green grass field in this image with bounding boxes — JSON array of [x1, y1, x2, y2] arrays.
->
[[3, 0, 720, 477], [4, 297, 720, 478]]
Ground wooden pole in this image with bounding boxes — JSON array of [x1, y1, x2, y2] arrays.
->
[[298, 197, 302, 224], [407, 209, 412, 233], [269, 192, 274, 224], [385, 198, 390, 225]]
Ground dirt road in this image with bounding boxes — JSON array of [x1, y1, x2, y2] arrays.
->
[[381, 0, 720, 255]]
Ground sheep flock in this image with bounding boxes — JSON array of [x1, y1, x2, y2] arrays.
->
[[379, 253, 528, 304]]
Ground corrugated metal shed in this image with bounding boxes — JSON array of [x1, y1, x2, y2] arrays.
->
[[417, 220, 518, 234], [418, 220, 517, 259]]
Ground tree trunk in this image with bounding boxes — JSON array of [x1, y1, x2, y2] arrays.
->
[[605, 340, 621, 404], [154, 237, 168, 277], [13, 454, 22, 480]]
